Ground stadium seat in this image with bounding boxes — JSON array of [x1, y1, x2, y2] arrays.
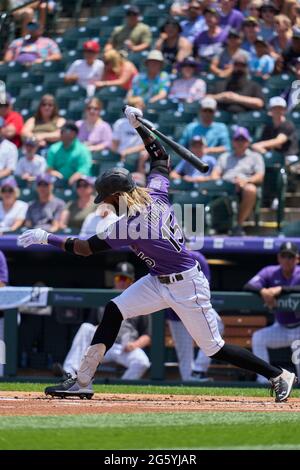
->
[[54, 188, 75, 202], [213, 110, 233, 124], [204, 73, 226, 94], [20, 187, 36, 203], [43, 73, 66, 94], [55, 85, 86, 109], [281, 221, 300, 237], [169, 179, 195, 192], [266, 73, 294, 97], [6, 72, 34, 97], [95, 86, 127, 103], [232, 111, 271, 140], [93, 150, 121, 163], [126, 51, 149, 69], [67, 100, 85, 120], [262, 151, 287, 229]]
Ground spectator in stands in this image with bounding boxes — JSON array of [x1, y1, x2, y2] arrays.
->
[[79, 202, 119, 238], [193, 7, 228, 65], [154, 18, 192, 69], [285, 57, 300, 110], [170, 136, 216, 182], [0, 116, 18, 179], [179, 97, 231, 156], [244, 241, 300, 383], [64, 40, 104, 96], [111, 96, 146, 160], [166, 250, 224, 382], [0, 249, 8, 376], [61, 176, 96, 233], [210, 28, 245, 78], [0, 94, 23, 148], [246, 0, 263, 21], [241, 16, 260, 58], [252, 97, 299, 163], [168, 56, 206, 102], [9, 0, 55, 37], [129, 50, 171, 104], [104, 6, 152, 53], [270, 15, 292, 55], [259, 1, 279, 42], [0, 176, 27, 233], [219, 0, 244, 32], [249, 36, 275, 79], [289, 0, 300, 28], [210, 126, 265, 235], [95, 49, 138, 92], [47, 121, 92, 186], [21, 95, 65, 154], [15, 136, 47, 182], [209, 51, 265, 113], [25, 173, 65, 232], [76, 98, 112, 153], [59, 262, 151, 383], [180, 0, 206, 44], [170, 1, 187, 17], [4, 20, 61, 65], [282, 26, 300, 71]]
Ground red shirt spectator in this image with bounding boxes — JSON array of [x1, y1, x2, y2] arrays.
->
[[0, 95, 24, 148]]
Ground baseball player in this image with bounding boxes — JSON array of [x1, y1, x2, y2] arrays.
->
[[18, 105, 296, 402], [244, 241, 300, 383], [166, 250, 224, 381]]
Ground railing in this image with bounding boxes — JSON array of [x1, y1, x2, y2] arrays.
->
[[3, 288, 300, 380]]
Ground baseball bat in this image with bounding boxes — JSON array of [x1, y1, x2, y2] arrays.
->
[[135, 116, 209, 174]]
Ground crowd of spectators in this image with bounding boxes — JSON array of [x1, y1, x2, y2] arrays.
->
[[0, 0, 300, 236]]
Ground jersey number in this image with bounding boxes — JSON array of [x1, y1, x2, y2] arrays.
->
[[161, 213, 184, 253]]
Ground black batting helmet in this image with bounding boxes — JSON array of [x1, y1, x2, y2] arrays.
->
[[94, 167, 136, 204]]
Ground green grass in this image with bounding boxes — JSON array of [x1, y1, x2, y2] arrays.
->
[[0, 412, 300, 450], [1, 382, 300, 397]]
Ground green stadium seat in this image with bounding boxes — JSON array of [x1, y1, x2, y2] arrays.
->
[[20, 187, 36, 203], [43, 73, 66, 94], [169, 179, 195, 191], [54, 188, 75, 202], [204, 74, 226, 94], [62, 50, 82, 67], [281, 221, 300, 237], [55, 85, 86, 108], [93, 149, 121, 163], [196, 179, 236, 196], [126, 51, 149, 69], [266, 73, 294, 97], [95, 86, 127, 103], [148, 99, 178, 113], [123, 153, 140, 172], [67, 100, 85, 120], [214, 109, 233, 124], [232, 111, 271, 140], [262, 151, 287, 229], [6, 72, 33, 97]]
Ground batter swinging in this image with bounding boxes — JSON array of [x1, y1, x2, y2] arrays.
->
[[18, 106, 296, 402]]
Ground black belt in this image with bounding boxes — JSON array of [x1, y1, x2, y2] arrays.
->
[[284, 322, 300, 329], [158, 264, 200, 285]]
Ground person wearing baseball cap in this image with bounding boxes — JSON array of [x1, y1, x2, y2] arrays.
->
[[194, 6, 228, 64], [210, 28, 244, 79], [0, 93, 24, 148], [210, 126, 265, 235], [4, 20, 61, 65], [249, 35, 275, 79], [62, 175, 96, 233], [244, 241, 300, 384], [104, 4, 152, 53], [241, 16, 260, 55], [252, 96, 298, 160], [282, 25, 300, 71], [169, 56, 206, 102], [171, 135, 216, 182], [15, 136, 47, 182], [0, 176, 28, 234], [209, 48, 265, 113], [64, 40, 104, 93], [25, 173, 65, 232], [47, 120, 92, 186], [179, 0, 206, 44], [154, 17, 192, 68], [219, 0, 244, 32], [179, 96, 230, 157], [129, 50, 171, 104], [260, 1, 279, 42]]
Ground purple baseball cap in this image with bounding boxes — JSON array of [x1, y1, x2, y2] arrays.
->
[[233, 127, 251, 141], [1, 176, 18, 189], [36, 174, 55, 185], [76, 175, 95, 186]]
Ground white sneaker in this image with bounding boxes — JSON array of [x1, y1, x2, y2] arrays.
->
[[270, 369, 297, 402]]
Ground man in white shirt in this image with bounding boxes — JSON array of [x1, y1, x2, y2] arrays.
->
[[15, 136, 47, 182], [0, 117, 18, 180], [64, 40, 104, 96]]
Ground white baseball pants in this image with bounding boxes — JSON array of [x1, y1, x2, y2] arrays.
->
[[64, 322, 150, 380], [113, 264, 224, 358], [0, 317, 4, 377], [252, 322, 300, 383], [168, 314, 224, 380]]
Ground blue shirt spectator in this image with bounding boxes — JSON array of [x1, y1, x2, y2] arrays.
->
[[179, 98, 231, 156], [249, 36, 275, 78], [180, 0, 206, 44]]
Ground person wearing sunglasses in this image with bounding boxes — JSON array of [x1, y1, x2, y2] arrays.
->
[[54, 262, 151, 388], [15, 136, 47, 183], [61, 176, 96, 233], [0, 177, 27, 234], [76, 98, 112, 153], [0, 116, 18, 181], [244, 242, 300, 384]]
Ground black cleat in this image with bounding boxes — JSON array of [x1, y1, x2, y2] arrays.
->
[[270, 369, 297, 402], [45, 376, 94, 399]]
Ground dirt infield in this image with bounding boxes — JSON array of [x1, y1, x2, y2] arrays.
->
[[0, 391, 300, 415]]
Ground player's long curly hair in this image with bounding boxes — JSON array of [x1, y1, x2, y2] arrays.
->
[[119, 187, 152, 217]]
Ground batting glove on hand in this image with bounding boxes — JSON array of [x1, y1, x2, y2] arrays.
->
[[124, 105, 143, 128], [17, 228, 49, 248]]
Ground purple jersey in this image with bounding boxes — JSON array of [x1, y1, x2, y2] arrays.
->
[[247, 265, 300, 325], [104, 173, 196, 276], [166, 251, 210, 321]]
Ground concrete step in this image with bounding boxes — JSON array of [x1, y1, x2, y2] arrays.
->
[[244, 225, 278, 236], [259, 207, 300, 223], [285, 193, 300, 207]]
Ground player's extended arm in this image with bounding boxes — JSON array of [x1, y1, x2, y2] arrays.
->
[[17, 228, 111, 256], [124, 105, 170, 177]]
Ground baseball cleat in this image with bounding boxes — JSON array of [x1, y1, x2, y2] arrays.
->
[[270, 369, 297, 402], [45, 376, 94, 399]]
